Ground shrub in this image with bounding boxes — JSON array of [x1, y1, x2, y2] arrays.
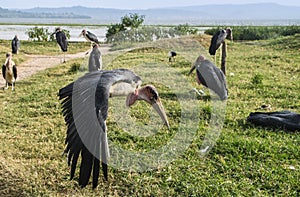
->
[[173, 23, 198, 35], [205, 26, 300, 41], [26, 26, 50, 41]]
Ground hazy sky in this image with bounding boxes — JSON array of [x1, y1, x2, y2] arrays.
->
[[1, 0, 300, 9]]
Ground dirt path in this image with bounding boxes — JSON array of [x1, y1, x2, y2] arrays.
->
[[0, 46, 111, 87]]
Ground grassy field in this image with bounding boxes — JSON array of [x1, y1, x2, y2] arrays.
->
[[0, 33, 299, 196]]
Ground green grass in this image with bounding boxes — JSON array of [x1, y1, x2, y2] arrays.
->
[[0, 34, 299, 196]]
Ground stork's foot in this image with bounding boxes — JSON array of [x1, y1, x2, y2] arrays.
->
[[191, 88, 206, 96]]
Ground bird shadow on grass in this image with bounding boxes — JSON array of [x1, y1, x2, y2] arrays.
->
[[15, 81, 34, 86], [49, 73, 66, 78]]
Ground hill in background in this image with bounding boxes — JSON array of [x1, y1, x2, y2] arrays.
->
[[1, 3, 300, 24]]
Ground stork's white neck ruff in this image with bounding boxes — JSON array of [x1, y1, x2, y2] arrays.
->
[[109, 81, 141, 97]]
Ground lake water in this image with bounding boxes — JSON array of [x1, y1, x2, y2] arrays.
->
[[1, 17, 300, 41], [0, 24, 108, 42]]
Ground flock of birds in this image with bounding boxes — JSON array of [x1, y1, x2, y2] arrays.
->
[[2, 27, 232, 189]]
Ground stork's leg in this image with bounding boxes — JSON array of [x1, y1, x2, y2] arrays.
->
[[63, 53, 66, 63], [11, 82, 14, 91], [85, 49, 91, 55], [191, 88, 205, 96], [214, 54, 217, 65], [219, 45, 222, 66], [4, 82, 8, 90]]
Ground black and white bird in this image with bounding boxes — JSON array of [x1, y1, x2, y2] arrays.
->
[[188, 55, 228, 100], [209, 28, 232, 56], [80, 29, 99, 44], [2, 52, 17, 90], [58, 69, 170, 188], [52, 27, 68, 63], [168, 51, 177, 62], [88, 43, 102, 72]]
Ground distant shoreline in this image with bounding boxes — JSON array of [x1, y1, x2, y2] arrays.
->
[[1, 18, 300, 26]]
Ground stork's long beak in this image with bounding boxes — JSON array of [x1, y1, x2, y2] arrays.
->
[[188, 63, 196, 75], [151, 99, 170, 129], [126, 85, 170, 129]]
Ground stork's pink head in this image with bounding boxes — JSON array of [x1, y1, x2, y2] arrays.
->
[[196, 55, 206, 62], [188, 54, 206, 75], [126, 85, 170, 129]]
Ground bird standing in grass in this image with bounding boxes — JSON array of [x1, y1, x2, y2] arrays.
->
[[168, 51, 177, 62], [209, 28, 232, 74], [2, 52, 17, 90], [52, 27, 68, 63], [88, 43, 102, 72], [189, 55, 228, 100], [209, 28, 232, 56], [11, 35, 20, 54], [58, 69, 170, 188]]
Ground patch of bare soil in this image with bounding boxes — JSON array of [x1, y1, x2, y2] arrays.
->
[[0, 46, 111, 88]]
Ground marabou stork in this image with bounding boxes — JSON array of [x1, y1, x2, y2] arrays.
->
[[188, 55, 228, 100], [52, 27, 68, 63], [80, 29, 99, 45], [209, 28, 232, 56], [168, 51, 177, 62], [2, 52, 17, 90], [11, 35, 20, 54], [88, 43, 102, 72], [209, 28, 232, 74], [58, 69, 170, 188]]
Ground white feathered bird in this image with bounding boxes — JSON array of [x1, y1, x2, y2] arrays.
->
[[2, 52, 17, 90]]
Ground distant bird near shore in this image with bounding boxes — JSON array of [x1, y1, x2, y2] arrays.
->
[[80, 29, 99, 44], [11, 35, 20, 54], [52, 27, 68, 63], [2, 52, 17, 90]]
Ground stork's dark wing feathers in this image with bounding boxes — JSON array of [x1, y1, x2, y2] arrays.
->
[[197, 60, 228, 100], [58, 81, 85, 184], [87, 31, 99, 44], [58, 69, 139, 188], [70, 151, 80, 179], [93, 158, 101, 188], [13, 65, 17, 80], [196, 69, 207, 87], [209, 31, 221, 55], [79, 146, 95, 188], [59, 79, 100, 188], [56, 31, 68, 52], [2, 65, 5, 79]]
